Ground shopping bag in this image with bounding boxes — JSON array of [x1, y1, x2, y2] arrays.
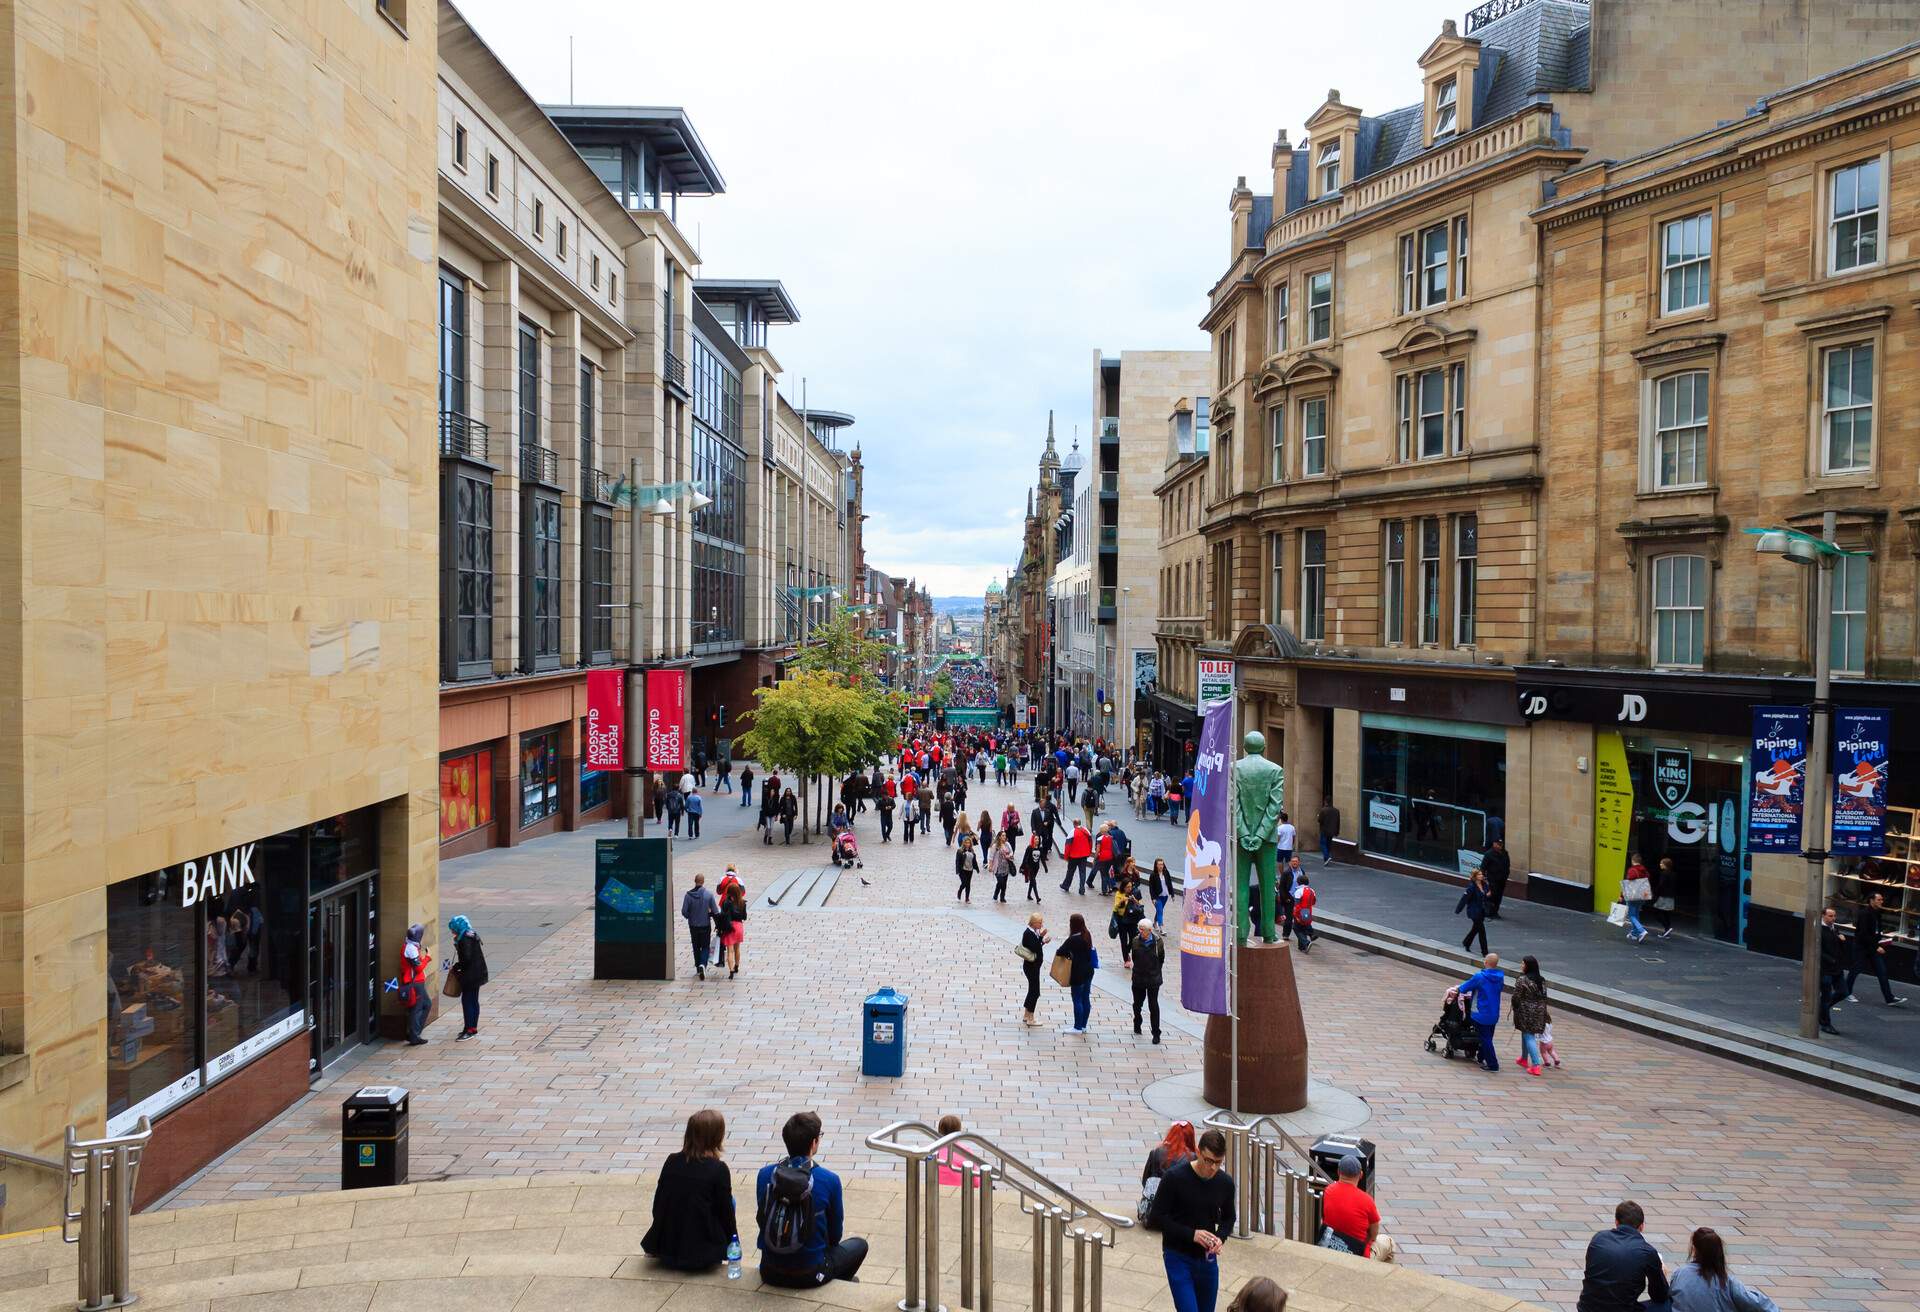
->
[[1050, 954, 1073, 987], [442, 969, 463, 998], [1606, 901, 1629, 927]]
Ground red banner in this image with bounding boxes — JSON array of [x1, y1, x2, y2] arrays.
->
[[584, 669, 624, 771], [645, 669, 688, 771]]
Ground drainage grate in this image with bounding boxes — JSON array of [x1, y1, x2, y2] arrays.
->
[[536, 1025, 604, 1050]]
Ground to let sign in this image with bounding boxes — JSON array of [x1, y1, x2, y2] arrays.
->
[[645, 669, 688, 771], [584, 670, 623, 770], [1196, 659, 1235, 712]]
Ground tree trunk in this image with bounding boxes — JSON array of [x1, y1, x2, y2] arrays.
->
[[800, 771, 810, 843]]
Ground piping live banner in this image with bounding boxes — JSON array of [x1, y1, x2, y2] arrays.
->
[[1179, 700, 1233, 1015]]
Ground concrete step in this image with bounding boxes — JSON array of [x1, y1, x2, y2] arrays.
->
[[1309, 912, 1920, 1115], [759, 868, 810, 907], [798, 867, 841, 908]]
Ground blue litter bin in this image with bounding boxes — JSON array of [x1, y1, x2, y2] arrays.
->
[[862, 986, 908, 1077]]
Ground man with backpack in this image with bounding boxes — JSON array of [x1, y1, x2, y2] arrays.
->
[[756, 1111, 868, 1288]]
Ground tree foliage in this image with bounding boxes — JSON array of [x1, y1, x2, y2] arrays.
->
[[740, 671, 896, 841], [789, 606, 893, 681], [930, 671, 955, 708]]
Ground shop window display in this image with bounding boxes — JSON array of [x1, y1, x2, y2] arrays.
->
[[521, 727, 561, 827], [1359, 723, 1506, 872], [201, 830, 304, 1078], [106, 880, 199, 1125], [440, 747, 494, 841], [1623, 739, 1747, 944]]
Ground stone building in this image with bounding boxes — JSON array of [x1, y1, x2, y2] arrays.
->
[[1150, 400, 1215, 770], [0, 0, 441, 1205], [1049, 441, 1094, 737], [996, 418, 1068, 724], [1526, 39, 1920, 962], [1194, 0, 1917, 914]]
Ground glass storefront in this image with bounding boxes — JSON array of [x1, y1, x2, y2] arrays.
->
[[105, 804, 382, 1133], [1622, 734, 1747, 943], [520, 728, 561, 827], [580, 718, 610, 813], [1360, 715, 1507, 872], [440, 747, 494, 841]]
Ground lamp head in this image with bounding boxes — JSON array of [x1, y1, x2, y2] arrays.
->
[[686, 490, 713, 511], [648, 497, 677, 516]]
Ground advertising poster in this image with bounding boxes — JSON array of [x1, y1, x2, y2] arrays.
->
[[1831, 707, 1890, 855], [1197, 658, 1235, 712], [1748, 705, 1808, 853], [1592, 730, 1633, 912], [644, 669, 688, 771], [584, 669, 624, 770], [594, 837, 672, 979], [1132, 649, 1158, 698], [1179, 700, 1234, 1015]]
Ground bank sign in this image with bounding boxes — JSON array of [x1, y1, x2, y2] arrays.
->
[[1831, 707, 1890, 855], [179, 843, 257, 908]]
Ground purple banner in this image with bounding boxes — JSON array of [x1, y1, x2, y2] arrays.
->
[[1180, 700, 1234, 1015]]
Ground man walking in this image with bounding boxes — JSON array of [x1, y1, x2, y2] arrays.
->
[[1148, 1128, 1235, 1312], [683, 789, 703, 840], [1481, 838, 1512, 918], [1819, 905, 1847, 1035], [1454, 953, 1506, 1072], [681, 873, 719, 980], [1844, 891, 1907, 1007], [1060, 821, 1094, 894], [740, 763, 755, 808], [1132, 921, 1165, 1044], [1275, 811, 1296, 875], [1318, 801, 1341, 864], [1576, 1201, 1669, 1312], [1291, 870, 1317, 953]]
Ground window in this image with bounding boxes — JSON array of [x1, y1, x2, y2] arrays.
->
[[106, 881, 201, 1125], [1454, 514, 1477, 646], [1417, 518, 1441, 644], [1452, 216, 1469, 297], [1827, 159, 1881, 274], [1272, 281, 1289, 353], [452, 121, 468, 171], [1830, 553, 1867, 675], [1267, 406, 1285, 482], [1652, 555, 1708, 667], [1821, 343, 1874, 474], [1267, 532, 1285, 623], [447, 468, 493, 678], [1218, 325, 1234, 388], [485, 152, 500, 199], [557, 222, 568, 259], [1306, 272, 1332, 342], [607, 268, 617, 306], [1396, 364, 1465, 460], [590, 253, 600, 288], [1433, 77, 1458, 138], [1383, 521, 1405, 644], [1317, 139, 1341, 193], [1660, 212, 1712, 314], [440, 748, 494, 841], [518, 320, 540, 447], [532, 197, 545, 240], [1301, 397, 1327, 476], [1399, 220, 1456, 311], [519, 728, 561, 828], [438, 271, 466, 420], [376, 0, 408, 32], [1300, 530, 1326, 640], [579, 358, 597, 493], [1652, 370, 1709, 488], [525, 495, 561, 668], [585, 509, 613, 660]]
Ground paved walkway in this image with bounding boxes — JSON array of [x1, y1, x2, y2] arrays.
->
[[165, 770, 1920, 1312]]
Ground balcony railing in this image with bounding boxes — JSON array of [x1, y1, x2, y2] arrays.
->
[[439, 411, 491, 461], [582, 466, 610, 502], [1098, 525, 1117, 549], [520, 443, 559, 485], [663, 348, 688, 392], [1099, 471, 1118, 496]]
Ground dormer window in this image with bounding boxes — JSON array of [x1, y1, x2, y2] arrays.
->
[[1316, 140, 1341, 194], [1433, 78, 1458, 139]]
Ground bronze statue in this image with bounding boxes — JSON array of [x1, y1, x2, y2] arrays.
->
[[1232, 730, 1286, 944]]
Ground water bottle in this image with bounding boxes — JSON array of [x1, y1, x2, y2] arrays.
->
[[727, 1235, 742, 1281]]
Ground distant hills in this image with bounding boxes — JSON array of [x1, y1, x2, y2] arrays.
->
[[933, 596, 985, 617]]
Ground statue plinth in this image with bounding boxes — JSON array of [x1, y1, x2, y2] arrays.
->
[[1203, 942, 1308, 1114]]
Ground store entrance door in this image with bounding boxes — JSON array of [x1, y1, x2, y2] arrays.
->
[[308, 879, 375, 1071]]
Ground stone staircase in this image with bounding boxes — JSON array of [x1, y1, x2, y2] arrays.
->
[[761, 866, 843, 908], [0, 1172, 1545, 1312]]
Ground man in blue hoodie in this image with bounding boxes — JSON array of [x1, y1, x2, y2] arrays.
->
[[1455, 953, 1506, 1072], [756, 1111, 867, 1287]]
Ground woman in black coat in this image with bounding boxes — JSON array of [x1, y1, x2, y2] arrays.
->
[[1056, 913, 1095, 1035], [642, 1109, 738, 1271], [1020, 912, 1050, 1026], [1458, 869, 1492, 954], [448, 914, 488, 1040]]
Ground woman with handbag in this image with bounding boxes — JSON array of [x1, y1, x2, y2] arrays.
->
[[447, 914, 488, 1041], [717, 883, 748, 978], [1021, 836, 1044, 902], [1055, 913, 1095, 1035], [1019, 913, 1049, 1025], [1511, 955, 1551, 1076], [990, 834, 1016, 903], [955, 836, 980, 902], [1621, 853, 1654, 943]]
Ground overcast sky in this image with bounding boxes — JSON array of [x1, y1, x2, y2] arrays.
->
[[458, 0, 1451, 597]]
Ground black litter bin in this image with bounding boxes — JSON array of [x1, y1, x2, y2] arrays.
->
[[1309, 1133, 1376, 1195], [342, 1085, 409, 1189]]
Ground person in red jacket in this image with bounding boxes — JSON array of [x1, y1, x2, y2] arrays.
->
[[1095, 825, 1117, 894], [1291, 871, 1318, 953], [400, 923, 433, 1045], [1059, 822, 1095, 895]]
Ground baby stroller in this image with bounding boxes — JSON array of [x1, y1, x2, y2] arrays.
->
[[1425, 989, 1480, 1060], [833, 826, 863, 870]]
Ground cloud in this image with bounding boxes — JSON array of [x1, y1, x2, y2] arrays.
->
[[455, 0, 1440, 593]]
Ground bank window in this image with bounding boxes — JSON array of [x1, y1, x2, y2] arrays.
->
[[201, 831, 302, 1078], [1317, 139, 1341, 193], [1267, 406, 1285, 482], [1306, 272, 1332, 343], [440, 748, 494, 840], [580, 720, 611, 812], [1382, 521, 1406, 645], [1300, 397, 1327, 476], [1827, 158, 1881, 275], [107, 882, 199, 1127], [520, 727, 561, 827], [1830, 553, 1868, 675], [1267, 532, 1285, 624], [1417, 518, 1442, 644], [1399, 221, 1451, 312], [1300, 529, 1327, 641], [1432, 77, 1458, 139], [1821, 343, 1873, 474], [1454, 514, 1477, 646], [1660, 212, 1712, 314], [1652, 369, 1710, 488], [1271, 281, 1289, 353], [1651, 554, 1707, 668]]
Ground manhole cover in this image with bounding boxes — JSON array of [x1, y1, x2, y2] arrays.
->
[[537, 1025, 603, 1050]]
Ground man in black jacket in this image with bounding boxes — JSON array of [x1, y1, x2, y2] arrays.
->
[[1131, 921, 1165, 1043], [1481, 839, 1512, 918], [1844, 891, 1907, 1007], [1576, 1201, 1669, 1312], [1148, 1128, 1235, 1312], [1819, 905, 1848, 1034]]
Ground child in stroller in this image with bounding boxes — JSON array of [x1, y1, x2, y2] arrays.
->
[[832, 824, 862, 869], [1425, 988, 1480, 1060]]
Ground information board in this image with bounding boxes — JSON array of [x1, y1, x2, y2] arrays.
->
[[594, 837, 674, 980]]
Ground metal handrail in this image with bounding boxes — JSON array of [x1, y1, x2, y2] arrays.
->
[[1201, 1111, 1327, 1243], [62, 1119, 151, 1312], [868, 1120, 1133, 1312], [0, 1143, 62, 1174], [1202, 1110, 1328, 1178]]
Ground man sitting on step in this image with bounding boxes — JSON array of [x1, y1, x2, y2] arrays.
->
[[756, 1111, 869, 1288]]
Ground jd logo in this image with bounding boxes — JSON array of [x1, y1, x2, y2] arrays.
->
[[1520, 693, 1548, 719], [1618, 694, 1647, 723], [1653, 748, 1692, 808]]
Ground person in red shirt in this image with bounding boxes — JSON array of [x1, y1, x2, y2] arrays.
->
[[1319, 1156, 1392, 1261], [1095, 826, 1116, 894], [1291, 870, 1318, 954], [1059, 822, 1094, 895]]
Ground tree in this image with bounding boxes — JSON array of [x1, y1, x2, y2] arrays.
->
[[930, 670, 955, 708], [791, 606, 892, 682], [738, 671, 883, 844]]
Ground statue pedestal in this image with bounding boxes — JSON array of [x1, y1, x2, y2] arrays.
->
[[1203, 942, 1308, 1114]]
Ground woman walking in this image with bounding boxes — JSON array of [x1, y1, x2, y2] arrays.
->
[[1001, 803, 1023, 850], [941, 793, 959, 846], [1020, 913, 1049, 1026], [717, 881, 747, 978], [1115, 877, 1144, 966], [955, 835, 980, 903], [1670, 1227, 1779, 1312], [902, 793, 919, 846], [1056, 912, 1095, 1035], [778, 787, 798, 845], [1147, 857, 1171, 926], [1651, 856, 1678, 938], [448, 914, 488, 1041], [1621, 852, 1653, 943], [978, 808, 996, 853], [1457, 869, 1492, 954], [1021, 836, 1044, 901], [990, 834, 1015, 903], [1512, 955, 1551, 1076]]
